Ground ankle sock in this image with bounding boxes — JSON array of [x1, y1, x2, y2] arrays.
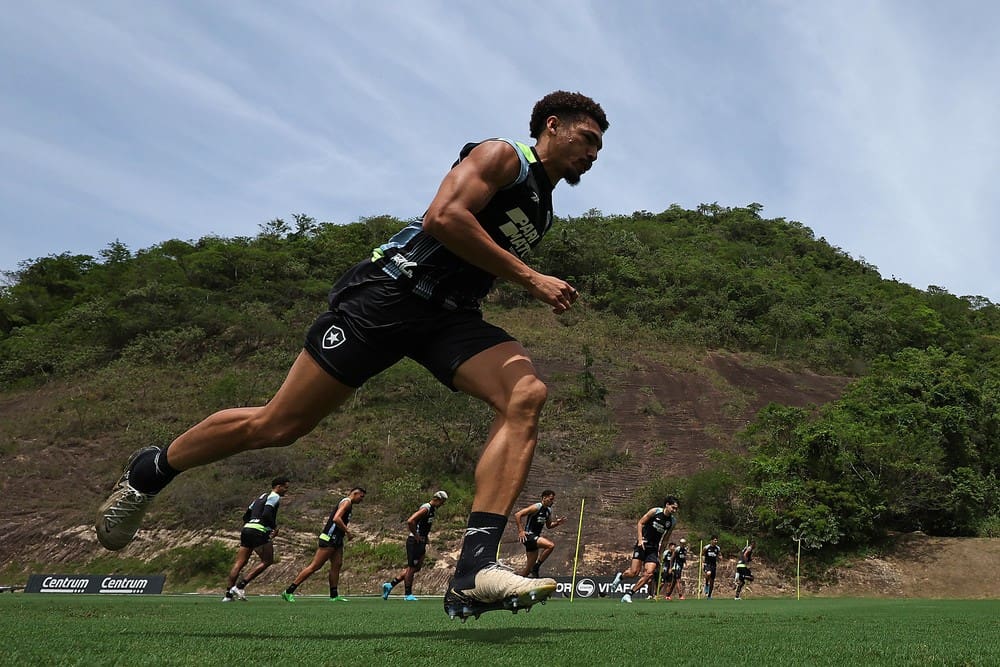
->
[[128, 448, 181, 494], [454, 512, 507, 582]]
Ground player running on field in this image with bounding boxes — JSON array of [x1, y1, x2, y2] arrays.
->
[[734, 540, 755, 600], [223, 477, 289, 601], [702, 535, 721, 598], [651, 541, 675, 601], [610, 496, 679, 603], [514, 490, 567, 578], [94, 90, 609, 622], [382, 490, 449, 601], [282, 487, 365, 602], [662, 537, 687, 600]]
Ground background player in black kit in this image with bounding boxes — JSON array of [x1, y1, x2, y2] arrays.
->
[[281, 487, 365, 602], [96, 91, 608, 621], [222, 477, 288, 602], [662, 537, 688, 600], [735, 540, 756, 600], [702, 535, 721, 598], [382, 490, 449, 601], [514, 490, 566, 578], [611, 497, 679, 603]]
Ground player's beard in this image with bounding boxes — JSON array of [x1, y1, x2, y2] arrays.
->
[[565, 170, 582, 186]]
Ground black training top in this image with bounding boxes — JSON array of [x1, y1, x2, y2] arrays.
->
[[640, 508, 677, 548], [320, 498, 353, 540], [372, 139, 555, 310], [243, 490, 281, 534], [524, 503, 552, 537], [410, 502, 437, 539]]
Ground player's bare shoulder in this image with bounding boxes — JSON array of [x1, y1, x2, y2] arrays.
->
[[459, 140, 522, 189]]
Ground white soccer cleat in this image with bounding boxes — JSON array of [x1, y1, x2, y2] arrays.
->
[[95, 447, 160, 550], [444, 563, 557, 620], [610, 572, 622, 587], [621, 593, 633, 603], [230, 586, 247, 601]]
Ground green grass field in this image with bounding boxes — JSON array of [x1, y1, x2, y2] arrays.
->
[[2, 594, 998, 666]]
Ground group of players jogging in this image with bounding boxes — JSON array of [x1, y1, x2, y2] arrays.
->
[[223, 483, 755, 603]]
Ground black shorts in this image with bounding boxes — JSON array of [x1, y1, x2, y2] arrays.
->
[[318, 533, 345, 549], [632, 543, 660, 565], [406, 536, 427, 567], [736, 567, 753, 582], [523, 535, 540, 553], [304, 261, 515, 390], [239, 527, 270, 549], [703, 563, 717, 576]]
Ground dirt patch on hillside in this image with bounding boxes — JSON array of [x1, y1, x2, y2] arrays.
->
[[813, 533, 999, 599]]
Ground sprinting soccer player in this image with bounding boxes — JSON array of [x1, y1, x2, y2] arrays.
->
[[610, 497, 679, 603], [702, 536, 721, 598], [94, 90, 608, 622], [734, 540, 755, 600], [281, 487, 365, 602], [222, 477, 289, 601], [662, 537, 688, 600], [651, 541, 676, 601], [514, 490, 567, 578], [382, 490, 449, 601]]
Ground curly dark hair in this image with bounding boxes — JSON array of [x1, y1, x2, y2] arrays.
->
[[529, 91, 609, 139]]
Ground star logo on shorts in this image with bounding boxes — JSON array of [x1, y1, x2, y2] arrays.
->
[[321, 324, 346, 349]]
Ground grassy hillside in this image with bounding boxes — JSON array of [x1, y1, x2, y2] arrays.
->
[[2, 206, 998, 590]]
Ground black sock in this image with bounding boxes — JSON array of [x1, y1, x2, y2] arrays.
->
[[236, 579, 247, 590], [330, 587, 338, 598], [128, 448, 181, 494], [285, 583, 298, 594], [454, 512, 507, 582], [531, 562, 541, 574], [404, 586, 412, 595], [391, 577, 402, 587]]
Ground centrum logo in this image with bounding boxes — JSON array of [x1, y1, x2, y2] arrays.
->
[[100, 577, 150, 594], [40, 576, 88, 593], [575, 578, 596, 597]]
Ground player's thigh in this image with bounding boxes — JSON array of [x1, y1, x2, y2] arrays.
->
[[259, 351, 358, 436], [255, 543, 274, 563], [232, 547, 253, 569], [537, 536, 555, 550], [309, 548, 334, 568], [451, 341, 543, 410]]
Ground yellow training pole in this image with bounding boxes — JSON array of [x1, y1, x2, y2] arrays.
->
[[570, 498, 585, 602]]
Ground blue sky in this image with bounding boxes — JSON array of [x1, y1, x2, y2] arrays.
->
[[2, 1, 998, 300]]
